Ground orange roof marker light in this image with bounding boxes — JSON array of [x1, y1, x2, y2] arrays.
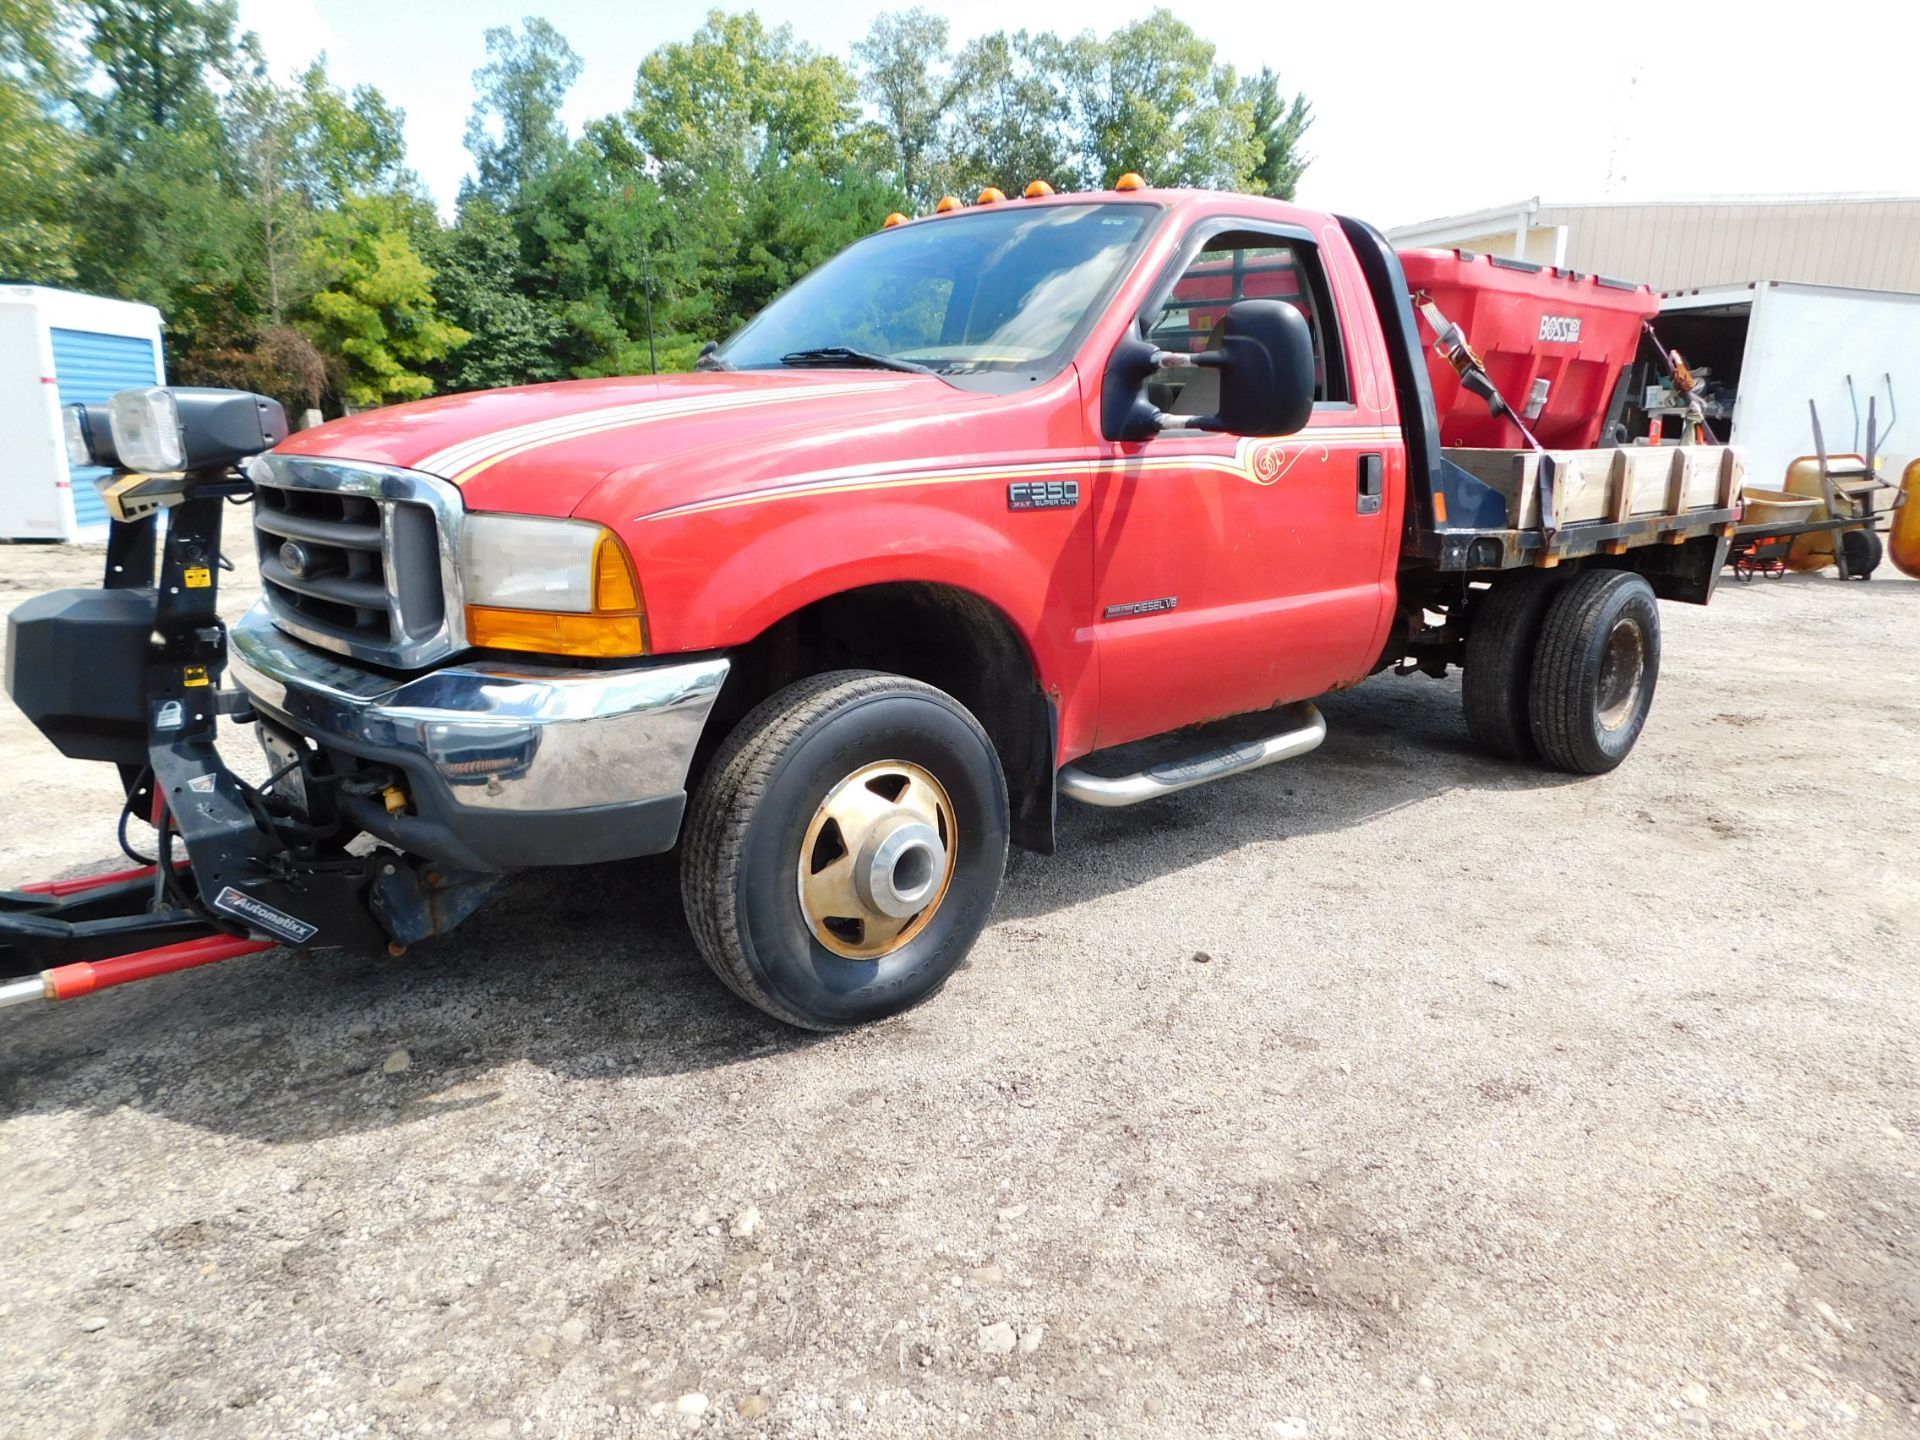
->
[[977, 186, 1006, 205], [934, 195, 961, 213], [1114, 172, 1147, 191], [1024, 179, 1055, 198], [882, 212, 908, 229]]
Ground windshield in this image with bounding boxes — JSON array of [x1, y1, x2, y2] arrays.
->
[[717, 202, 1159, 384]]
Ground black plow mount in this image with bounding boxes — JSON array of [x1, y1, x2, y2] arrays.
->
[[2, 465, 488, 1011]]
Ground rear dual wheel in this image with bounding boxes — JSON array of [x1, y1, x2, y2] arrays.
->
[[1464, 569, 1660, 775], [680, 670, 1009, 1030]]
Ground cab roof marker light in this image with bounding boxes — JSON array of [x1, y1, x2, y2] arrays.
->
[[934, 195, 961, 213], [1115, 172, 1147, 191], [1024, 179, 1054, 198], [977, 187, 1006, 205], [882, 212, 908, 229]]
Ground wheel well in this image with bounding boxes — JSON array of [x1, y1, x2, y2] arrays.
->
[[698, 583, 1057, 854]]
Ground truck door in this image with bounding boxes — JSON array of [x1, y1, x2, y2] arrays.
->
[[1088, 224, 1396, 748]]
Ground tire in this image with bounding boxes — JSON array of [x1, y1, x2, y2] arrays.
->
[[1839, 527, 1883, 579], [1527, 570, 1661, 775], [1462, 571, 1563, 760], [680, 670, 1009, 1030]]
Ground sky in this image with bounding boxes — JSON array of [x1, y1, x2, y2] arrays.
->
[[238, 0, 1920, 229]]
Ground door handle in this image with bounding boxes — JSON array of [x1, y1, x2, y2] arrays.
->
[[1357, 453, 1384, 515]]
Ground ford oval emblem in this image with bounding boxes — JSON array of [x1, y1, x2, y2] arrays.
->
[[279, 539, 312, 578]]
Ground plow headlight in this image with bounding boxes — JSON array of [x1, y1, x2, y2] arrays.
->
[[108, 387, 185, 472], [62, 404, 118, 469], [461, 515, 648, 658], [106, 386, 289, 474]]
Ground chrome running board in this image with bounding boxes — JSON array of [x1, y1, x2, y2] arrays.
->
[[1057, 703, 1327, 808]]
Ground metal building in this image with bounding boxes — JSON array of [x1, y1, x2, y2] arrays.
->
[[1386, 195, 1920, 294]]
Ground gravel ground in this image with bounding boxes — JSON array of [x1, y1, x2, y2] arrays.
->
[[1, 541, 1915, 1439]]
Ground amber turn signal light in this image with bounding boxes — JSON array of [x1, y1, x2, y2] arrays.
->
[[464, 529, 648, 659], [465, 608, 647, 659]]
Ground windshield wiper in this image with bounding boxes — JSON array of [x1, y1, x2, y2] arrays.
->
[[694, 341, 735, 372], [778, 346, 933, 375]]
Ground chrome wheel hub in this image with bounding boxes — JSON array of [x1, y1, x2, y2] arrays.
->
[[1596, 617, 1647, 731]]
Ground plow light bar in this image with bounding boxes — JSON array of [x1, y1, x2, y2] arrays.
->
[[106, 387, 289, 474]]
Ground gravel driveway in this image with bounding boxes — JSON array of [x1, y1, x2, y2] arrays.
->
[[1, 544, 1915, 1439]]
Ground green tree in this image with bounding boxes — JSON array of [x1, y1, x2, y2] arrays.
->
[[628, 10, 858, 192], [300, 196, 468, 408], [77, 0, 248, 141], [227, 57, 409, 322], [1066, 11, 1257, 190], [68, 0, 253, 346], [1241, 66, 1311, 199], [947, 30, 1076, 197], [422, 196, 568, 391], [463, 16, 580, 207], [852, 9, 955, 208], [0, 0, 84, 279], [613, 9, 890, 352]]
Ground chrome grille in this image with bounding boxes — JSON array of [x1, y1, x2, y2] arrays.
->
[[248, 456, 466, 669]]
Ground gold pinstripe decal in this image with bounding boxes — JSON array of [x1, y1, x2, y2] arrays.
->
[[415, 382, 911, 485], [641, 429, 1402, 521]]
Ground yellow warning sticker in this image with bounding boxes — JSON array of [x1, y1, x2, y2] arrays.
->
[[184, 566, 212, 588], [183, 666, 210, 688]]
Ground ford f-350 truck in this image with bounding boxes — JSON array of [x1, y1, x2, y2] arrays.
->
[[3, 186, 1740, 1029]]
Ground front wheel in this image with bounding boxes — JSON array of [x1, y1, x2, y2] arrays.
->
[[1527, 570, 1661, 774], [680, 670, 1009, 1030]]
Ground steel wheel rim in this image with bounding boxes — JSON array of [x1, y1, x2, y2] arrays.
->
[[1596, 617, 1646, 731], [797, 760, 957, 960]]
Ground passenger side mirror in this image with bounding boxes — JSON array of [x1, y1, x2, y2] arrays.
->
[[1102, 299, 1316, 441]]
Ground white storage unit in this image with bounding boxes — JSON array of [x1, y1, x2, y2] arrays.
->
[[1655, 281, 1918, 492], [0, 286, 166, 540]]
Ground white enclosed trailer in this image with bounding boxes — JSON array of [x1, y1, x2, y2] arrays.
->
[[0, 286, 166, 541], [1653, 281, 1918, 492]]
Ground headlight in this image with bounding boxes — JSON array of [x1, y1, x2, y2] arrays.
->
[[107, 386, 289, 473], [108, 387, 186, 471], [63, 404, 118, 469], [462, 514, 647, 658]]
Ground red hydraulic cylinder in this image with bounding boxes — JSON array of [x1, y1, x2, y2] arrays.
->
[[18, 864, 158, 897], [25, 935, 275, 1003]]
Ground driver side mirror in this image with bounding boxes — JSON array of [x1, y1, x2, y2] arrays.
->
[[1102, 298, 1316, 441]]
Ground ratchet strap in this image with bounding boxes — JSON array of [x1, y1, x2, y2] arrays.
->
[[1414, 295, 1557, 542]]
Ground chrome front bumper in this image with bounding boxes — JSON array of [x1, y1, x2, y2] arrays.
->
[[228, 604, 729, 870]]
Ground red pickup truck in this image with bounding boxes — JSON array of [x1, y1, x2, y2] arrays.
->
[[4, 186, 1739, 1029]]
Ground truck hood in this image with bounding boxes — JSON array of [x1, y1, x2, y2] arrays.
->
[[270, 371, 993, 518]]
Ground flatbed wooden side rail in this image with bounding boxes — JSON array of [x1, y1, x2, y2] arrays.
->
[[1418, 445, 1742, 573]]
